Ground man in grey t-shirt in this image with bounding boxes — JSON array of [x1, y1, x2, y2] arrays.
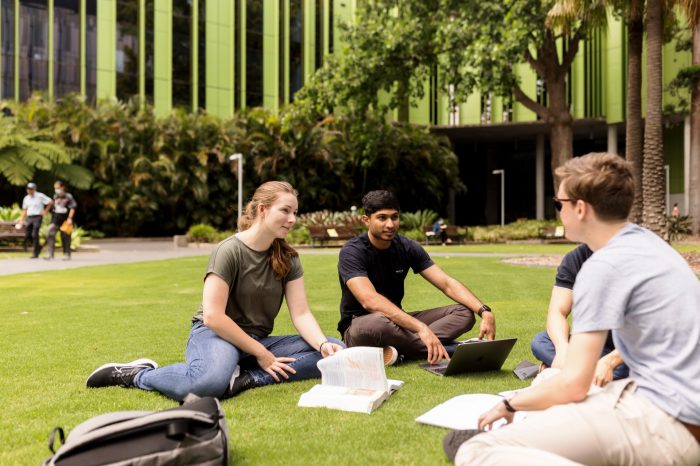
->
[[450, 153, 700, 465]]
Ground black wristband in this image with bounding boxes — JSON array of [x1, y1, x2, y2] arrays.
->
[[318, 340, 329, 352], [477, 304, 492, 317], [502, 398, 517, 413]]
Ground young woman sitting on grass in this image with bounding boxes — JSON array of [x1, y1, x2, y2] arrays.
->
[[86, 181, 344, 400]]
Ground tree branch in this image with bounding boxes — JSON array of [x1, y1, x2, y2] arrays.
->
[[561, 28, 585, 72], [524, 48, 546, 77], [513, 84, 548, 119]]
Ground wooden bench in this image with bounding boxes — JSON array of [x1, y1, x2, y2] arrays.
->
[[424, 224, 463, 244], [0, 221, 26, 242], [308, 225, 356, 247], [539, 225, 570, 243]]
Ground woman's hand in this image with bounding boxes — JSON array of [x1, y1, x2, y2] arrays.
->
[[320, 342, 343, 358], [256, 350, 296, 382]]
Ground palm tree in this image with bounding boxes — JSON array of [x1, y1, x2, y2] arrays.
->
[[626, 0, 645, 224], [548, 0, 645, 223], [676, 0, 700, 233], [642, 0, 667, 236]]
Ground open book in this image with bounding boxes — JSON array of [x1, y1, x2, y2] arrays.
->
[[298, 347, 404, 414]]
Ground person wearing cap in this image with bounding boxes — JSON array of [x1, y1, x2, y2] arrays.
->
[[337, 190, 496, 366], [44, 180, 77, 261], [18, 182, 52, 259]]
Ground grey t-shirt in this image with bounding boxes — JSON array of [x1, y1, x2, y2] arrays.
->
[[572, 223, 700, 424], [192, 235, 303, 339]]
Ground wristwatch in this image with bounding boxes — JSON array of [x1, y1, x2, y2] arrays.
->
[[477, 304, 492, 317]]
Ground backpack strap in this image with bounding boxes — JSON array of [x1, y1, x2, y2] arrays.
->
[[48, 427, 65, 454]]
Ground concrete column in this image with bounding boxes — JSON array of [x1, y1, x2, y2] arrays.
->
[[536, 134, 545, 219], [684, 115, 690, 215], [607, 124, 618, 155]]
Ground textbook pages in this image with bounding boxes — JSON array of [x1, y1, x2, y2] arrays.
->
[[298, 347, 404, 414]]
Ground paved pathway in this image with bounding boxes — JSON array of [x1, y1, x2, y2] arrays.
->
[[0, 239, 561, 277]]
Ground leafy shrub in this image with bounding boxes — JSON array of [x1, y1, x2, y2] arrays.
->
[[287, 224, 311, 245], [187, 224, 218, 243], [0, 203, 21, 221], [471, 219, 560, 242], [402, 228, 426, 242], [216, 230, 235, 242], [400, 209, 438, 231], [667, 215, 692, 242]]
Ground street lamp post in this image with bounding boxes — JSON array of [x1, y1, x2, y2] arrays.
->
[[492, 169, 505, 226], [230, 153, 244, 226]]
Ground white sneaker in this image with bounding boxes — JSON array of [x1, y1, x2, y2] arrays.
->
[[383, 346, 399, 366]]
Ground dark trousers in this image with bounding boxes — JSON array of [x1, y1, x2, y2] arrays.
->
[[24, 215, 42, 257], [343, 304, 476, 360], [46, 214, 71, 257]]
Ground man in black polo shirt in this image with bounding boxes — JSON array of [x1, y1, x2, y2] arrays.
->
[[531, 243, 628, 384], [337, 190, 496, 364]]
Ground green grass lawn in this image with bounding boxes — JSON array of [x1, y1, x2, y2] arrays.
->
[[1, 254, 556, 465]]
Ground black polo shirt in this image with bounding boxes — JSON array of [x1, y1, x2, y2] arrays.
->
[[337, 233, 434, 336], [555, 243, 593, 290]]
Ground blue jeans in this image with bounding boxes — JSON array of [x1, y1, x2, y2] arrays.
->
[[530, 331, 629, 380], [134, 321, 344, 401]]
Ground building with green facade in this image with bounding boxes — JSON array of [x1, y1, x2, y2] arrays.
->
[[0, 0, 693, 225]]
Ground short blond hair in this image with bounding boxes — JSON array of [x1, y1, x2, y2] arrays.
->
[[554, 152, 634, 221]]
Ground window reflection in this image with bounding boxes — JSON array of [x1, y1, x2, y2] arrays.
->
[[54, 0, 79, 98], [246, 0, 262, 108], [289, 0, 303, 101], [19, 0, 48, 100], [116, 0, 138, 102], [85, 0, 96, 102], [172, 0, 191, 109], [1, 0, 15, 99]]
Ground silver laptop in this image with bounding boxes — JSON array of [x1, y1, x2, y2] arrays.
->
[[420, 338, 517, 376]]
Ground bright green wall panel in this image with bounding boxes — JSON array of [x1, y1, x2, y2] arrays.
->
[[263, 0, 279, 111], [605, 15, 625, 123], [512, 63, 536, 122], [303, 0, 315, 82], [460, 92, 481, 125], [96, 0, 116, 100], [572, 50, 585, 119], [662, 36, 691, 111], [408, 81, 430, 126], [153, 2, 172, 116], [206, 0, 234, 118]]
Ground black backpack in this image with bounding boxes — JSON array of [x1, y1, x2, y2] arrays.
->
[[43, 395, 229, 466]]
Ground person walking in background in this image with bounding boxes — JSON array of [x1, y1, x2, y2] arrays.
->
[[86, 181, 344, 401], [17, 182, 52, 259], [44, 180, 77, 261]]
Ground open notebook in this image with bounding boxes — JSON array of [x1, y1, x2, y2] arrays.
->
[[298, 347, 403, 414]]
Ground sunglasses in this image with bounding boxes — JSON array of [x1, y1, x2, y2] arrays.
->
[[552, 197, 576, 212]]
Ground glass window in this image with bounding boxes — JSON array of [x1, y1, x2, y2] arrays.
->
[[19, 0, 49, 100], [289, 0, 302, 101], [85, 0, 96, 102], [116, 0, 138, 102], [197, 0, 205, 110], [245, 0, 262, 108], [54, 0, 80, 98], [172, 0, 191, 109], [1, 0, 15, 99]]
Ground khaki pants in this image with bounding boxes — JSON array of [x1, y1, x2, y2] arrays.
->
[[455, 379, 700, 466], [343, 304, 475, 360]]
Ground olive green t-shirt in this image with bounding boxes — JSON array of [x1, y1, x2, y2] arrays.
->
[[192, 235, 303, 338]]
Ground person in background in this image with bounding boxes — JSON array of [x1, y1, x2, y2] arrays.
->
[[17, 182, 52, 259], [44, 180, 77, 261]]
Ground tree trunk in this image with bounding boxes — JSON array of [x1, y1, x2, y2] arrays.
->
[[626, 0, 644, 224], [689, 25, 700, 234], [642, 0, 667, 237], [547, 76, 574, 191]]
